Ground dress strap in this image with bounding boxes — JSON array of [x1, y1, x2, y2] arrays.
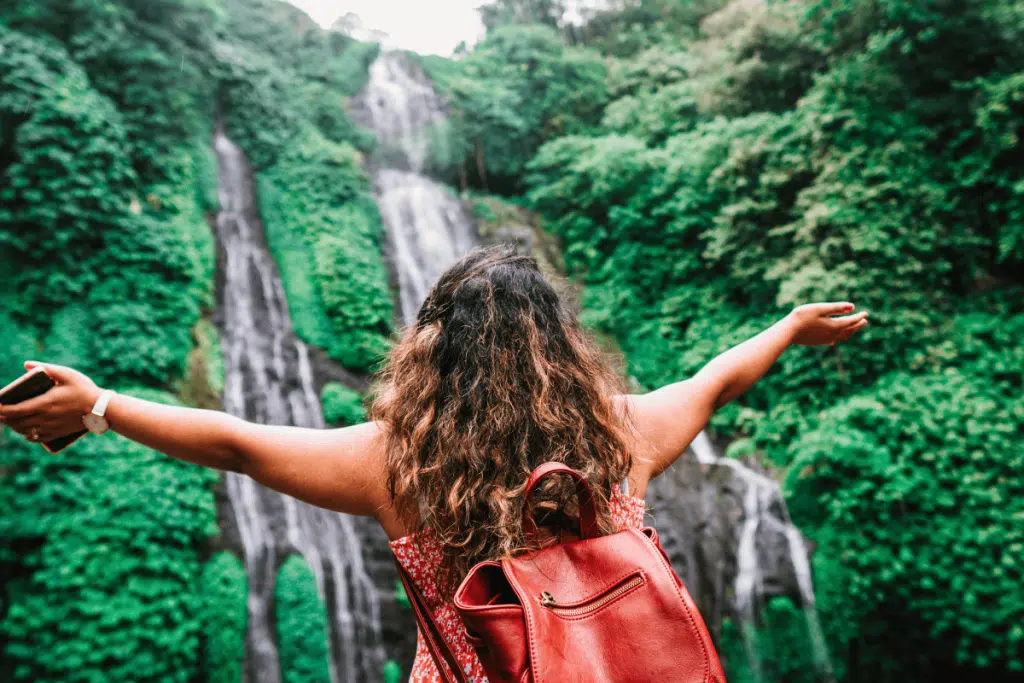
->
[[620, 477, 630, 496], [395, 560, 468, 683]]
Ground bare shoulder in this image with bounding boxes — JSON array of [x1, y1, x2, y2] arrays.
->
[[612, 381, 711, 494], [343, 420, 406, 539], [611, 393, 660, 498]]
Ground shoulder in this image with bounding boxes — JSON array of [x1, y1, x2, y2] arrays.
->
[[349, 420, 409, 539], [611, 388, 703, 496]]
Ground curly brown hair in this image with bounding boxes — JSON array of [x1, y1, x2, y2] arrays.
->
[[368, 244, 637, 594]]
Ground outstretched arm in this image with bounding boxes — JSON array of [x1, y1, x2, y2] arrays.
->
[[0, 362, 390, 517], [619, 302, 868, 489]]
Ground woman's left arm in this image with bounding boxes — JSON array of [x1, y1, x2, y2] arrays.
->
[[618, 302, 868, 485]]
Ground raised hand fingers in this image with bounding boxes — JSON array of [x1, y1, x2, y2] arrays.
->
[[830, 311, 869, 328], [837, 318, 869, 342], [807, 301, 855, 317]]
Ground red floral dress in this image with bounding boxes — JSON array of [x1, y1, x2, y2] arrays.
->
[[389, 488, 648, 683]]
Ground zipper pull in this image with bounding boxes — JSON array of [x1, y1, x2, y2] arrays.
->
[[540, 591, 556, 608]]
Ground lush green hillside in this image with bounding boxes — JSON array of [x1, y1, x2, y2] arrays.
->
[[217, 0, 394, 370], [0, 2, 222, 679], [0, 0, 385, 680], [433, 1, 1024, 680]]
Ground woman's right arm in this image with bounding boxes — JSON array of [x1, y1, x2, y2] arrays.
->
[[0, 361, 390, 517]]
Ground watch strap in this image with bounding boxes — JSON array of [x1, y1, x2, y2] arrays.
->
[[92, 389, 116, 417]]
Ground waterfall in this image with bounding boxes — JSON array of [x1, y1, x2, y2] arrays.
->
[[212, 128, 386, 683], [688, 432, 833, 681], [353, 52, 478, 324]]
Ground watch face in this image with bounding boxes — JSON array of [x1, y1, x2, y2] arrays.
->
[[83, 413, 109, 435]]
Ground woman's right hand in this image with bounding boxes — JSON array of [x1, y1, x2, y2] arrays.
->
[[0, 361, 102, 443]]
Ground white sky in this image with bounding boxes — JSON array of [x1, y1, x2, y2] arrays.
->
[[288, 0, 487, 56]]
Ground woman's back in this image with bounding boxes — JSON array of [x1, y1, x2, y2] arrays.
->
[[368, 246, 645, 604], [392, 484, 648, 683]]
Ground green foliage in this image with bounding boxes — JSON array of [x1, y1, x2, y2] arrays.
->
[[524, 1, 1024, 458], [197, 318, 226, 397], [321, 383, 366, 426], [333, 40, 383, 97], [216, 41, 304, 171], [177, 318, 225, 410], [1, 2, 224, 679], [255, 173, 333, 348], [259, 130, 394, 371], [601, 45, 699, 145], [0, 390, 218, 682], [219, 0, 375, 93], [201, 553, 248, 683], [194, 129, 222, 213], [785, 365, 1024, 676], [0, 22, 214, 388], [719, 597, 824, 683], [216, 0, 377, 168], [574, 0, 726, 57], [479, 0, 566, 33], [0, 311, 37, 385], [2, 0, 221, 188], [424, 24, 609, 191], [395, 579, 410, 610], [382, 659, 403, 683], [303, 80, 376, 151], [275, 555, 332, 683], [0, 27, 131, 320]]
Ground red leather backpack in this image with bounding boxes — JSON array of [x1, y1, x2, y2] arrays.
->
[[396, 462, 727, 682]]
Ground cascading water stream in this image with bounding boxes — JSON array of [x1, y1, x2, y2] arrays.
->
[[353, 52, 478, 324], [212, 128, 386, 683], [689, 432, 833, 681]]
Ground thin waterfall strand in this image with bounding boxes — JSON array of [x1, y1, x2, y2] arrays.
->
[[213, 129, 386, 683]]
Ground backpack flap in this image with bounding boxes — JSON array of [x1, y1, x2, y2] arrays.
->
[[502, 528, 715, 683], [455, 561, 530, 683]]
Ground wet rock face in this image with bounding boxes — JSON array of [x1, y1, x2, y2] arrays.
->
[[645, 453, 805, 641]]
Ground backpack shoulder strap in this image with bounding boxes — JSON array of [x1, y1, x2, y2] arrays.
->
[[395, 559, 469, 683]]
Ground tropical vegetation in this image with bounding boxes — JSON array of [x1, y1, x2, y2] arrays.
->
[[1, 0, 1021, 681]]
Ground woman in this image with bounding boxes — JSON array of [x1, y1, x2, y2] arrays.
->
[[0, 245, 867, 682]]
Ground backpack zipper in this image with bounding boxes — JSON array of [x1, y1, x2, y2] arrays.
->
[[538, 573, 644, 617]]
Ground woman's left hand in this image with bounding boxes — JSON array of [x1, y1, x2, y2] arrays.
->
[[0, 361, 102, 443], [785, 302, 870, 347]]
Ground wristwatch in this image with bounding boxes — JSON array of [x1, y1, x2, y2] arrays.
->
[[83, 389, 116, 435]]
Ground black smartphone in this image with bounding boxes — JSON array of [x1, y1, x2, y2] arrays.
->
[[0, 368, 89, 453]]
